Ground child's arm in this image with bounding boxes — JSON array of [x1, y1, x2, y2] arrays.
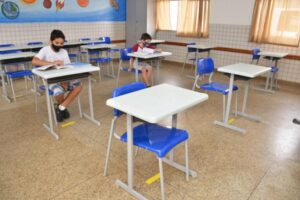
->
[[155, 48, 162, 53], [32, 57, 63, 67]]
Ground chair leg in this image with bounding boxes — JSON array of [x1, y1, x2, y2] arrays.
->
[[134, 147, 139, 158], [185, 141, 189, 181], [158, 158, 165, 200], [104, 117, 117, 176], [192, 75, 199, 91], [77, 94, 83, 118], [234, 91, 238, 117], [110, 61, 115, 78], [223, 95, 226, 122], [97, 63, 101, 81], [50, 97, 58, 126], [33, 76, 39, 112], [181, 52, 189, 73], [116, 63, 121, 87], [9, 78, 16, 102]]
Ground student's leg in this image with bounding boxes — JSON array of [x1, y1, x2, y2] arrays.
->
[[60, 85, 82, 108], [54, 94, 65, 104], [146, 67, 153, 82], [141, 68, 150, 86]]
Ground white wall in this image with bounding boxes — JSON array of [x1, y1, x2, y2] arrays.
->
[[210, 0, 255, 25]]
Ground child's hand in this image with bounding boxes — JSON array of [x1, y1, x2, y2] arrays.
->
[[155, 48, 162, 53], [54, 60, 64, 66], [127, 67, 133, 72]]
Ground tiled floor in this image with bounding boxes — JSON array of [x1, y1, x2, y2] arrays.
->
[[0, 61, 299, 200]]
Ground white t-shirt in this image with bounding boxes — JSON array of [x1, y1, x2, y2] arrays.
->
[[35, 46, 70, 64]]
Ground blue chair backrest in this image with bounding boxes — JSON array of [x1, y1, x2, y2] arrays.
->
[[0, 44, 14, 48], [112, 82, 146, 117], [0, 50, 21, 54], [27, 42, 43, 46], [197, 57, 214, 75], [99, 37, 111, 44], [80, 38, 91, 41], [119, 48, 133, 61], [252, 48, 261, 60], [187, 42, 197, 53]]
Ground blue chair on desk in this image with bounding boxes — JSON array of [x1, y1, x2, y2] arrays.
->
[[181, 42, 197, 73], [116, 48, 142, 86], [100, 36, 120, 56], [251, 48, 261, 64], [27, 41, 43, 52], [0, 43, 14, 48], [104, 82, 190, 200], [192, 58, 239, 121], [79, 38, 100, 61], [64, 40, 79, 62], [0, 50, 33, 101], [27, 41, 43, 46]]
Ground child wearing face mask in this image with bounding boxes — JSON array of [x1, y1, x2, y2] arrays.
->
[[129, 33, 162, 87], [32, 29, 82, 122]]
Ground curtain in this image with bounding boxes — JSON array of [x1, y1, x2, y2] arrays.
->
[[176, 0, 210, 38], [250, 0, 300, 46], [156, 0, 172, 31]]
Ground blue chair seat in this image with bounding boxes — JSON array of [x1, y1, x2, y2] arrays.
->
[[120, 124, 188, 158], [200, 82, 238, 95], [121, 67, 142, 74], [109, 48, 119, 52], [271, 66, 279, 73], [68, 53, 78, 58], [39, 85, 54, 95], [92, 57, 112, 63], [6, 70, 33, 79]]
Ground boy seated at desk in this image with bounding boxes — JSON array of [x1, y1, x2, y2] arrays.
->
[[129, 33, 162, 87], [32, 29, 82, 122]]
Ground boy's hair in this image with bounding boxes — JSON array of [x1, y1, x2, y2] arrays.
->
[[50, 29, 65, 41], [140, 33, 152, 40]]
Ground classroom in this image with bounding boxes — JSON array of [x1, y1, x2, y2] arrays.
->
[[0, 0, 299, 199]]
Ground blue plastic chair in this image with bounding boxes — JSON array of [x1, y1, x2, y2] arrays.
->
[[100, 36, 120, 56], [116, 48, 142, 86], [181, 42, 199, 73], [0, 44, 14, 48], [80, 38, 100, 60], [0, 50, 33, 101], [251, 48, 279, 89], [27, 41, 43, 46], [251, 48, 261, 64], [192, 57, 239, 121], [35, 84, 82, 125], [104, 82, 190, 200]]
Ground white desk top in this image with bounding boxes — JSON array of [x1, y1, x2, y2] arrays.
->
[[32, 63, 99, 79], [218, 63, 271, 78], [0, 52, 36, 61], [258, 51, 288, 58], [0, 40, 105, 52], [0, 44, 44, 52], [187, 44, 216, 50], [106, 83, 208, 123], [127, 51, 172, 59], [80, 44, 116, 50], [150, 40, 165, 44]]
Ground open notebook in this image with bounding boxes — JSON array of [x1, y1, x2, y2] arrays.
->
[[36, 64, 71, 71]]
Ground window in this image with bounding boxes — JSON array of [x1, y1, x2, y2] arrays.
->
[[170, 1, 178, 31], [156, 0, 210, 38], [250, 0, 300, 46]]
